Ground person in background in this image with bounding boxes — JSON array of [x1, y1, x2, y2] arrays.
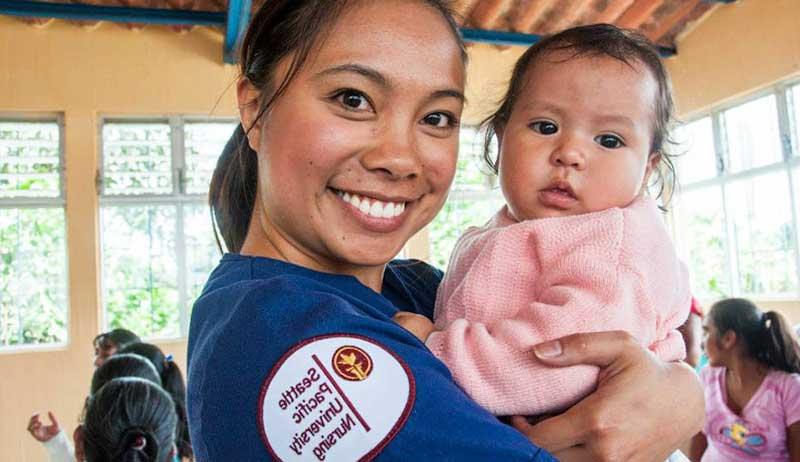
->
[[118, 342, 192, 460], [679, 297, 705, 369], [27, 328, 141, 461], [690, 298, 800, 461], [93, 328, 141, 368], [76, 378, 179, 462]]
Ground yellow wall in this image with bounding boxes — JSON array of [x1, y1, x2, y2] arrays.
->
[[666, 0, 800, 117], [0, 16, 525, 460], [0, 17, 238, 461]]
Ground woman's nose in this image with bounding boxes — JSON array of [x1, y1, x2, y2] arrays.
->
[[361, 129, 422, 180]]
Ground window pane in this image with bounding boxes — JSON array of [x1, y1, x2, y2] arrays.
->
[[726, 172, 797, 295], [675, 117, 717, 184], [183, 204, 220, 306], [791, 84, 800, 157], [675, 187, 730, 299], [0, 207, 67, 346], [428, 198, 504, 270], [722, 95, 783, 173], [184, 122, 237, 195], [101, 205, 179, 338], [0, 121, 61, 198], [102, 123, 172, 196], [453, 127, 495, 192]]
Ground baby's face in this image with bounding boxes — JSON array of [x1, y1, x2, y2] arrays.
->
[[498, 53, 658, 221]]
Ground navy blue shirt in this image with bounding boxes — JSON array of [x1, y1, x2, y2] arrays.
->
[[187, 254, 556, 461]]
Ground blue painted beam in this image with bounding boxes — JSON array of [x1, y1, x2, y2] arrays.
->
[[223, 0, 251, 64], [0, 0, 225, 26], [460, 28, 542, 47]]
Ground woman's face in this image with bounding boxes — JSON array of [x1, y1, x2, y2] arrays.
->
[[702, 317, 726, 367], [93, 342, 116, 368], [240, 0, 465, 279]]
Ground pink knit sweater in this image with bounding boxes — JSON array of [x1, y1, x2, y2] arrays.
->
[[426, 197, 690, 415]]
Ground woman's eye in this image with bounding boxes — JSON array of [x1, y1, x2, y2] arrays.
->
[[422, 112, 456, 128], [530, 121, 558, 135], [335, 90, 372, 112], [595, 134, 625, 149]]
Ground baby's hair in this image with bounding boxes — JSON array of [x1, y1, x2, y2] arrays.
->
[[709, 298, 800, 374], [482, 23, 677, 206], [83, 378, 177, 462]]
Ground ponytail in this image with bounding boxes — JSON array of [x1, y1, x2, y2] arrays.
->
[[83, 378, 177, 462], [209, 124, 257, 253], [760, 311, 800, 374], [709, 298, 800, 374], [118, 343, 192, 459]]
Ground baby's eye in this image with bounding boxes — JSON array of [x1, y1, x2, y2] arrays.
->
[[530, 121, 558, 135], [595, 134, 625, 149], [422, 112, 457, 129], [334, 89, 372, 112]]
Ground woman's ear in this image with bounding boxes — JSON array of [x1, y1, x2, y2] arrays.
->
[[237, 79, 263, 153], [644, 152, 661, 184], [73, 425, 86, 461], [720, 330, 738, 351]]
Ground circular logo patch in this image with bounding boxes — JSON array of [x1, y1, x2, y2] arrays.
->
[[258, 334, 415, 462], [332, 346, 373, 381]]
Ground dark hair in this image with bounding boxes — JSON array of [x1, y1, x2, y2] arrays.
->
[[83, 378, 177, 462], [709, 298, 800, 374], [93, 328, 141, 351], [118, 343, 191, 459], [482, 23, 677, 206], [90, 353, 160, 395], [209, 0, 467, 253]]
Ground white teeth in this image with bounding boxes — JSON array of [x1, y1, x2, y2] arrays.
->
[[359, 199, 371, 214], [382, 202, 395, 218], [336, 189, 407, 219]]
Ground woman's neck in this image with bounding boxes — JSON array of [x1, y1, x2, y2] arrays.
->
[[725, 354, 769, 388], [239, 205, 387, 292]]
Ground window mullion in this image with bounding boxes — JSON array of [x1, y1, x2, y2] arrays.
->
[[714, 111, 738, 296], [777, 87, 800, 298], [172, 117, 190, 335]]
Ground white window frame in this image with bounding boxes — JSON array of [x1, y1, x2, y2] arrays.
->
[[97, 115, 236, 340], [0, 113, 69, 352], [673, 78, 800, 301]]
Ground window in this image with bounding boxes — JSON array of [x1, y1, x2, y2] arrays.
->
[[99, 118, 236, 339], [673, 83, 800, 300], [0, 118, 68, 347], [428, 126, 503, 269]]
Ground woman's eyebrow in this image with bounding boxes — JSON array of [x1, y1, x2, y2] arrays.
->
[[313, 63, 388, 88], [430, 89, 466, 105]]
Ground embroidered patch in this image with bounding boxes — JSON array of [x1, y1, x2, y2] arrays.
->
[[258, 334, 415, 461]]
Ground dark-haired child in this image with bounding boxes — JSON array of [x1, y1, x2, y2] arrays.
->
[[397, 24, 691, 416], [691, 298, 800, 461]]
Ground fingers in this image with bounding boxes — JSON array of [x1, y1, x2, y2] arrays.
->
[[27, 414, 41, 431], [533, 331, 641, 368], [521, 407, 592, 453], [47, 411, 59, 428]]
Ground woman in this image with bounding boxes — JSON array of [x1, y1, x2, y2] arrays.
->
[[188, 0, 703, 460], [690, 298, 800, 461]]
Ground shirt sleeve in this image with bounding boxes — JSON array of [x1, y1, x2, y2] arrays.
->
[[781, 373, 800, 427], [42, 430, 76, 462], [188, 275, 556, 462]]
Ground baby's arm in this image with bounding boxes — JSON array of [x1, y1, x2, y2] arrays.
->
[[393, 311, 435, 341]]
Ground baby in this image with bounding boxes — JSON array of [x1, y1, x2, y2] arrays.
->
[[397, 24, 690, 416]]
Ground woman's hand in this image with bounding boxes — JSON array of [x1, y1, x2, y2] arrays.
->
[[511, 331, 704, 462], [393, 312, 435, 342], [27, 412, 61, 442]]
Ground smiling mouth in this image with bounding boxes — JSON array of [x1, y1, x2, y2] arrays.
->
[[331, 188, 408, 219]]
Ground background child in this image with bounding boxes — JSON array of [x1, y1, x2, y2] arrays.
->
[[690, 298, 800, 461], [396, 24, 690, 416]]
